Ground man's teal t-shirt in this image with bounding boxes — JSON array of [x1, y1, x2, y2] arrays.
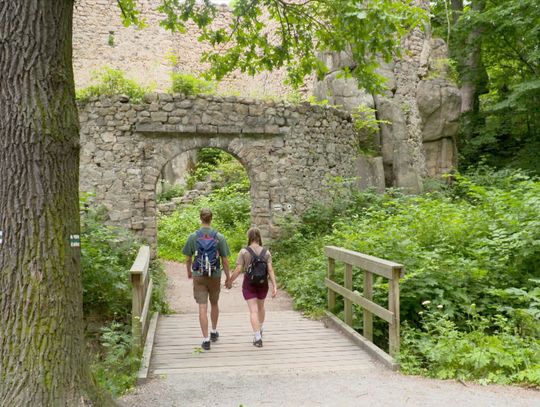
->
[[182, 227, 231, 278]]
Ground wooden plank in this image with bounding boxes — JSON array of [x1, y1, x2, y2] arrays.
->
[[130, 245, 150, 277], [324, 246, 403, 279], [152, 343, 356, 355], [388, 268, 401, 357], [137, 312, 158, 384], [325, 278, 393, 323], [325, 311, 399, 371], [140, 279, 153, 345], [152, 349, 369, 364], [327, 257, 336, 310], [344, 263, 353, 326], [151, 361, 373, 375], [363, 270, 373, 341], [153, 333, 343, 345], [151, 353, 370, 369]]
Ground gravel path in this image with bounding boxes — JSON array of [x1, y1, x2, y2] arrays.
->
[[118, 261, 539, 406]]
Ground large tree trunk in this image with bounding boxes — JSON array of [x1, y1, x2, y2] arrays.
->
[[0, 1, 111, 405], [457, 0, 488, 138]]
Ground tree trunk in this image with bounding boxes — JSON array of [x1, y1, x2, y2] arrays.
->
[[0, 1, 112, 405], [459, 0, 487, 115]]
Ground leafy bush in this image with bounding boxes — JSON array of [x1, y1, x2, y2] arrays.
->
[[90, 322, 140, 397], [81, 202, 170, 395], [271, 168, 540, 386], [157, 183, 186, 203], [170, 72, 216, 95], [76, 66, 151, 103], [399, 305, 540, 386], [81, 206, 138, 319]]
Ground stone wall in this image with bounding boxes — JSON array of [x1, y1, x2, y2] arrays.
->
[[73, 0, 291, 98], [79, 94, 357, 245]]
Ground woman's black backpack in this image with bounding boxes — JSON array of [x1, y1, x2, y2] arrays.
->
[[245, 247, 268, 287]]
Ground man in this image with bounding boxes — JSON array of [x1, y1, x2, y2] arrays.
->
[[183, 208, 231, 350]]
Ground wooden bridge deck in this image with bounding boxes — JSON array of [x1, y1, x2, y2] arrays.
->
[[148, 310, 377, 376]]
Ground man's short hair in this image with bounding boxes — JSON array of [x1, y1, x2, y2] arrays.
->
[[200, 208, 213, 224]]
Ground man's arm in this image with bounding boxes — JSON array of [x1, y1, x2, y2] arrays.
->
[[221, 257, 231, 282], [185, 256, 193, 279]]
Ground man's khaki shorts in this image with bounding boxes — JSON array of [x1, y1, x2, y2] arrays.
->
[[193, 276, 221, 304]]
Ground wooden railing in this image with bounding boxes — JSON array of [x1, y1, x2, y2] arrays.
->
[[130, 245, 153, 351], [324, 246, 404, 369]]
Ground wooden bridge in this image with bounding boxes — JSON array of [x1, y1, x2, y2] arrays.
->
[[129, 246, 404, 380]]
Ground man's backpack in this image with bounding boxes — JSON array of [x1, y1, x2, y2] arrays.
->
[[193, 230, 220, 276], [245, 246, 268, 287]]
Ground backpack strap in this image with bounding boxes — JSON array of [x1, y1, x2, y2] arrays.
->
[[245, 246, 258, 260], [246, 246, 266, 260]]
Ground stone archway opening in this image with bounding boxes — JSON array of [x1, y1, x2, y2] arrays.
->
[[155, 147, 253, 261]]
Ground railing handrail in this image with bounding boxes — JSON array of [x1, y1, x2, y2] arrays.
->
[[324, 246, 404, 367], [130, 245, 153, 352]]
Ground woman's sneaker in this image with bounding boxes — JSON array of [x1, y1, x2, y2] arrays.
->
[[253, 338, 263, 347], [202, 340, 211, 350], [210, 331, 219, 342]]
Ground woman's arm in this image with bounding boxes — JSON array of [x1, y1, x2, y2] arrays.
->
[[268, 262, 277, 297], [228, 264, 243, 288]]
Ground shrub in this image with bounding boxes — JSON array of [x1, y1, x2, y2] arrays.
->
[[82, 202, 170, 396], [81, 206, 138, 319], [399, 305, 540, 386], [157, 183, 186, 203], [90, 322, 140, 397], [270, 168, 540, 386], [76, 66, 151, 103], [170, 72, 216, 95]]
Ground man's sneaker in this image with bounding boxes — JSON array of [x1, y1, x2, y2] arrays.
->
[[202, 340, 211, 350], [210, 331, 219, 342], [253, 338, 263, 348]]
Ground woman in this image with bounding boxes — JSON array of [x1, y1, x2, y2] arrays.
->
[[227, 227, 277, 347]]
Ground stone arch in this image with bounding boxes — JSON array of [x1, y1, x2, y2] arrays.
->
[[149, 137, 271, 240], [79, 94, 359, 247]]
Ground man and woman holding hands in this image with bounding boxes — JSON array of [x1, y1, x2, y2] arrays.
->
[[182, 208, 277, 350]]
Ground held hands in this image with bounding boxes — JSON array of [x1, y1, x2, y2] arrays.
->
[[187, 270, 192, 279], [225, 277, 233, 289]]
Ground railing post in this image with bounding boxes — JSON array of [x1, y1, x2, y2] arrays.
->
[[363, 270, 373, 341], [327, 257, 336, 311], [344, 263, 353, 326], [131, 272, 143, 349], [388, 267, 401, 356]]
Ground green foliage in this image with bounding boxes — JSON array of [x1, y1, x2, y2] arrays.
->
[[157, 183, 186, 203], [186, 148, 249, 191], [271, 168, 540, 386], [158, 149, 250, 264], [399, 305, 540, 386], [81, 206, 138, 318], [130, 0, 428, 92], [82, 202, 170, 395], [76, 67, 151, 103], [170, 72, 216, 95], [90, 322, 140, 397], [107, 32, 115, 47], [431, 0, 540, 172], [351, 104, 388, 155], [425, 58, 459, 83]]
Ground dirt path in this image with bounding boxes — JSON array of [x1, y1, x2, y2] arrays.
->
[[119, 261, 539, 406]]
